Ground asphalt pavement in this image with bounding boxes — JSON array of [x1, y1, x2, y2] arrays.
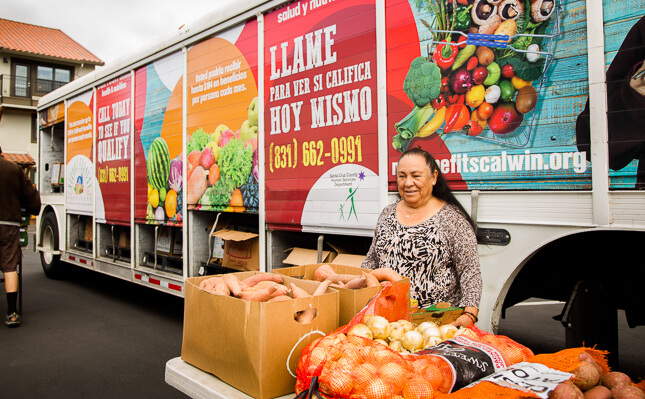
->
[[0, 233, 186, 399]]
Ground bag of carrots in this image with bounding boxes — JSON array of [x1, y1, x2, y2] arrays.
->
[[294, 280, 535, 399]]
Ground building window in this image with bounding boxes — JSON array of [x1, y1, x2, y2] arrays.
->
[[36, 65, 71, 94]]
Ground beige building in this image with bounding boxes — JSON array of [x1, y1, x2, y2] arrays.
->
[[0, 18, 103, 179]]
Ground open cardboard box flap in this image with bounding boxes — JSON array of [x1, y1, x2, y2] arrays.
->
[[282, 247, 335, 266], [211, 229, 258, 241]]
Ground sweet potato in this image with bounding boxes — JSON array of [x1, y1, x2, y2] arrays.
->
[[573, 361, 601, 391], [370, 268, 403, 282], [344, 275, 367, 290], [199, 277, 230, 296], [601, 372, 632, 390], [313, 264, 336, 281], [550, 380, 584, 399], [296, 308, 317, 324], [330, 282, 345, 289], [240, 285, 278, 302], [364, 271, 380, 287], [221, 274, 243, 298], [611, 385, 645, 399], [271, 284, 290, 298], [584, 385, 611, 399], [241, 273, 283, 288], [290, 283, 311, 299], [313, 279, 332, 296], [268, 295, 292, 302]]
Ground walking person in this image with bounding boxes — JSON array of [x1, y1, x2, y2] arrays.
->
[[0, 147, 41, 327]]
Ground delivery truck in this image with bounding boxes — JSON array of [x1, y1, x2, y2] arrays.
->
[[35, 0, 644, 356]]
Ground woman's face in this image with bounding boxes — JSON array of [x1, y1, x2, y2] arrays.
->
[[397, 154, 438, 207]]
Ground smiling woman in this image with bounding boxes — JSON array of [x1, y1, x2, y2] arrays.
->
[[361, 147, 482, 328]]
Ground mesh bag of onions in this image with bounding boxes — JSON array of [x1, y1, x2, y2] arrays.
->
[[294, 281, 535, 399]]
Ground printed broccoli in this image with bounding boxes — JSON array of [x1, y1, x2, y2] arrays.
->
[[403, 57, 442, 108]]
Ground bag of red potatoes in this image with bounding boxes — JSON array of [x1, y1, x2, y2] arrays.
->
[[294, 280, 535, 398]]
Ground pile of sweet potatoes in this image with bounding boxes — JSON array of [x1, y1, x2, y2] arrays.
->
[[550, 352, 645, 398], [312, 264, 403, 289], [198, 272, 331, 324]]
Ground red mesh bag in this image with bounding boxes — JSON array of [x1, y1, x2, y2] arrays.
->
[[294, 281, 536, 399]]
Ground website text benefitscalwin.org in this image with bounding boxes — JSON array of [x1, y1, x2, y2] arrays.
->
[[393, 150, 588, 175]]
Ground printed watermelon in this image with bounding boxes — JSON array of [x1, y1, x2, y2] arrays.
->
[[147, 137, 170, 192]]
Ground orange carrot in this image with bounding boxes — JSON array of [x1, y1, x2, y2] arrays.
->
[[370, 268, 403, 282], [290, 283, 312, 299], [313, 279, 332, 296], [221, 274, 243, 298], [240, 285, 278, 302], [241, 273, 284, 288]]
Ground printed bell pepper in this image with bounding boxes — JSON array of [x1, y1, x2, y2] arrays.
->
[[440, 76, 450, 94], [433, 41, 458, 71], [453, 5, 473, 31]]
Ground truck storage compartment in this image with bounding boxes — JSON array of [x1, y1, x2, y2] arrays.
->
[[67, 214, 93, 253], [136, 223, 182, 274], [96, 223, 131, 264], [188, 210, 259, 276]]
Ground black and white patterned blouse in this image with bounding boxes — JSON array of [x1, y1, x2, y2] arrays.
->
[[362, 201, 482, 309]]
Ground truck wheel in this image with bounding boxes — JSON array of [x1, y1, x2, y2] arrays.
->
[[40, 212, 63, 278]]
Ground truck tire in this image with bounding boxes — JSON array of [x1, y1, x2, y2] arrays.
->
[[40, 212, 63, 278]]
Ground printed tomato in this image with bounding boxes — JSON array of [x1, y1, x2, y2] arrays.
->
[[477, 102, 494, 120]]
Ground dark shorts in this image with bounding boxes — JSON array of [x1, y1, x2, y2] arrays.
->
[[0, 225, 21, 273]]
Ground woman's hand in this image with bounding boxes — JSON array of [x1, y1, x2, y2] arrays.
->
[[450, 306, 479, 328]]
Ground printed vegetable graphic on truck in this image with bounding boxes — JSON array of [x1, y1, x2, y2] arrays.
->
[[186, 97, 259, 212], [146, 136, 183, 225], [393, 0, 559, 152]]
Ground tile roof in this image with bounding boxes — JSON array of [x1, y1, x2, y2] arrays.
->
[[3, 153, 36, 166], [0, 18, 103, 65]]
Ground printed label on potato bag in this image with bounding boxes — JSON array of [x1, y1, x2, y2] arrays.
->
[[464, 362, 573, 398], [418, 336, 507, 392]]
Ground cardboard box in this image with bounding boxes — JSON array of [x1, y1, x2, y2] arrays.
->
[[410, 302, 464, 326], [282, 247, 336, 266], [273, 263, 406, 326], [211, 229, 259, 271], [118, 230, 130, 248], [181, 273, 339, 399]]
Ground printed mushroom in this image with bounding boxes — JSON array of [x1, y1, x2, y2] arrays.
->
[[498, 0, 523, 21], [530, 0, 555, 23], [488, 0, 503, 5], [472, 0, 500, 30]]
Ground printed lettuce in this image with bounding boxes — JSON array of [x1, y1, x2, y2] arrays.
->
[[219, 138, 252, 189]]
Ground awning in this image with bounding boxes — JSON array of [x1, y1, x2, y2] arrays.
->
[[3, 153, 36, 168]]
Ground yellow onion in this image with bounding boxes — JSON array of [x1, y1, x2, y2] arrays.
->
[[389, 340, 404, 352], [401, 330, 424, 352], [388, 322, 405, 341], [419, 324, 441, 339], [374, 338, 388, 346], [366, 315, 391, 340], [423, 335, 442, 349], [438, 324, 459, 340], [416, 321, 437, 331], [397, 319, 416, 332], [348, 323, 373, 340]]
